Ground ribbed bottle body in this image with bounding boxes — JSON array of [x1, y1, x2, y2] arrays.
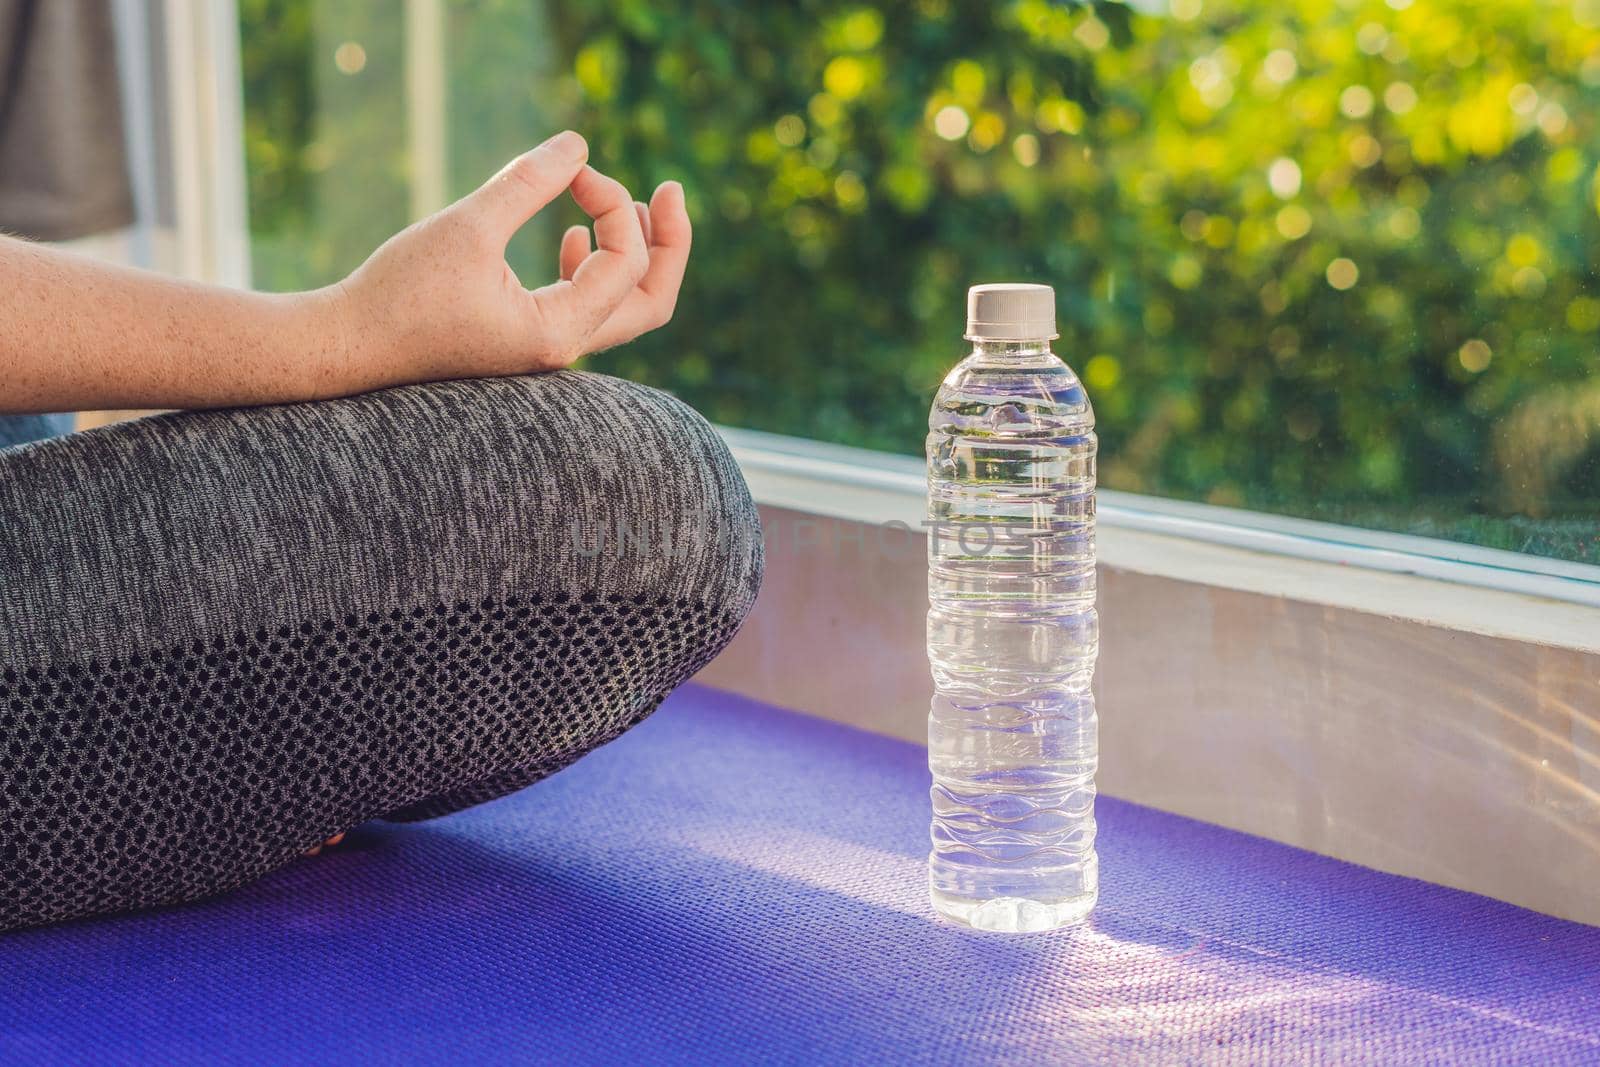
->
[[926, 340, 1098, 933]]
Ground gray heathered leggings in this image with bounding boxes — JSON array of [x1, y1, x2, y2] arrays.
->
[[0, 373, 763, 931]]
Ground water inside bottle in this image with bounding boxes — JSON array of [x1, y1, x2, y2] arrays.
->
[[926, 333, 1099, 933]]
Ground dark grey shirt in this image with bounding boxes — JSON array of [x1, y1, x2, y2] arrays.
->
[[0, 0, 133, 240]]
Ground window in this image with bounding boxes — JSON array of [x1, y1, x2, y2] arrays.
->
[[239, 1, 1600, 567]]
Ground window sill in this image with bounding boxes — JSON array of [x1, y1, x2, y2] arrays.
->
[[719, 425, 1600, 654]]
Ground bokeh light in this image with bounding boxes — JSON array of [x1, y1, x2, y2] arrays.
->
[[1326, 258, 1360, 290]]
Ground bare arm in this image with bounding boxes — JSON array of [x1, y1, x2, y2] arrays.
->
[[1, 131, 690, 414], [0, 241, 349, 412]]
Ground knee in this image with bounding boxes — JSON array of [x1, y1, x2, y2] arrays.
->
[[591, 377, 764, 627], [470, 371, 764, 637]]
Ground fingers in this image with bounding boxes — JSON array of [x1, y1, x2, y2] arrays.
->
[[646, 180, 692, 273], [458, 130, 588, 244], [584, 180, 692, 351], [526, 165, 650, 349], [570, 165, 649, 281], [559, 225, 590, 281], [558, 206, 650, 282]]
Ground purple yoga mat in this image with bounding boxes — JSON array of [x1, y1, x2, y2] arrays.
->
[[2, 684, 1596, 1064]]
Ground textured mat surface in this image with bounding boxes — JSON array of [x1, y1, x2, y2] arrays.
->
[[2, 684, 1597, 1065]]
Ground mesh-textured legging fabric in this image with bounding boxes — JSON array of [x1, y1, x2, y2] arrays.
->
[[0, 373, 763, 932]]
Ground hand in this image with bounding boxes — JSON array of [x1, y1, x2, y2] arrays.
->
[[331, 130, 690, 387]]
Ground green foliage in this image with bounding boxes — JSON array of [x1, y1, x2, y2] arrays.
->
[[241, 0, 408, 290], [239, 0, 1600, 564]]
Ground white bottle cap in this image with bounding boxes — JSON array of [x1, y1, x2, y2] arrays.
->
[[965, 282, 1058, 341]]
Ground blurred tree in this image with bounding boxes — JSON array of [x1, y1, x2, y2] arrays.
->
[[239, 0, 1600, 563]]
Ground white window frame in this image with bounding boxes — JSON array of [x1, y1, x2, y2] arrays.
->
[[100, 0, 249, 285]]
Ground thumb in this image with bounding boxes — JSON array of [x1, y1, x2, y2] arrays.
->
[[457, 131, 589, 242]]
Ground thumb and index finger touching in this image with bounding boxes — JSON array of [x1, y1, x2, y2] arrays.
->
[[459, 130, 657, 353]]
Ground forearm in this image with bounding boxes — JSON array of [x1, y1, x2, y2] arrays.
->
[[0, 133, 688, 414], [0, 236, 357, 414]]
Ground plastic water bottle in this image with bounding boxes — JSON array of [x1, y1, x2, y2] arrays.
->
[[926, 283, 1099, 933]]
